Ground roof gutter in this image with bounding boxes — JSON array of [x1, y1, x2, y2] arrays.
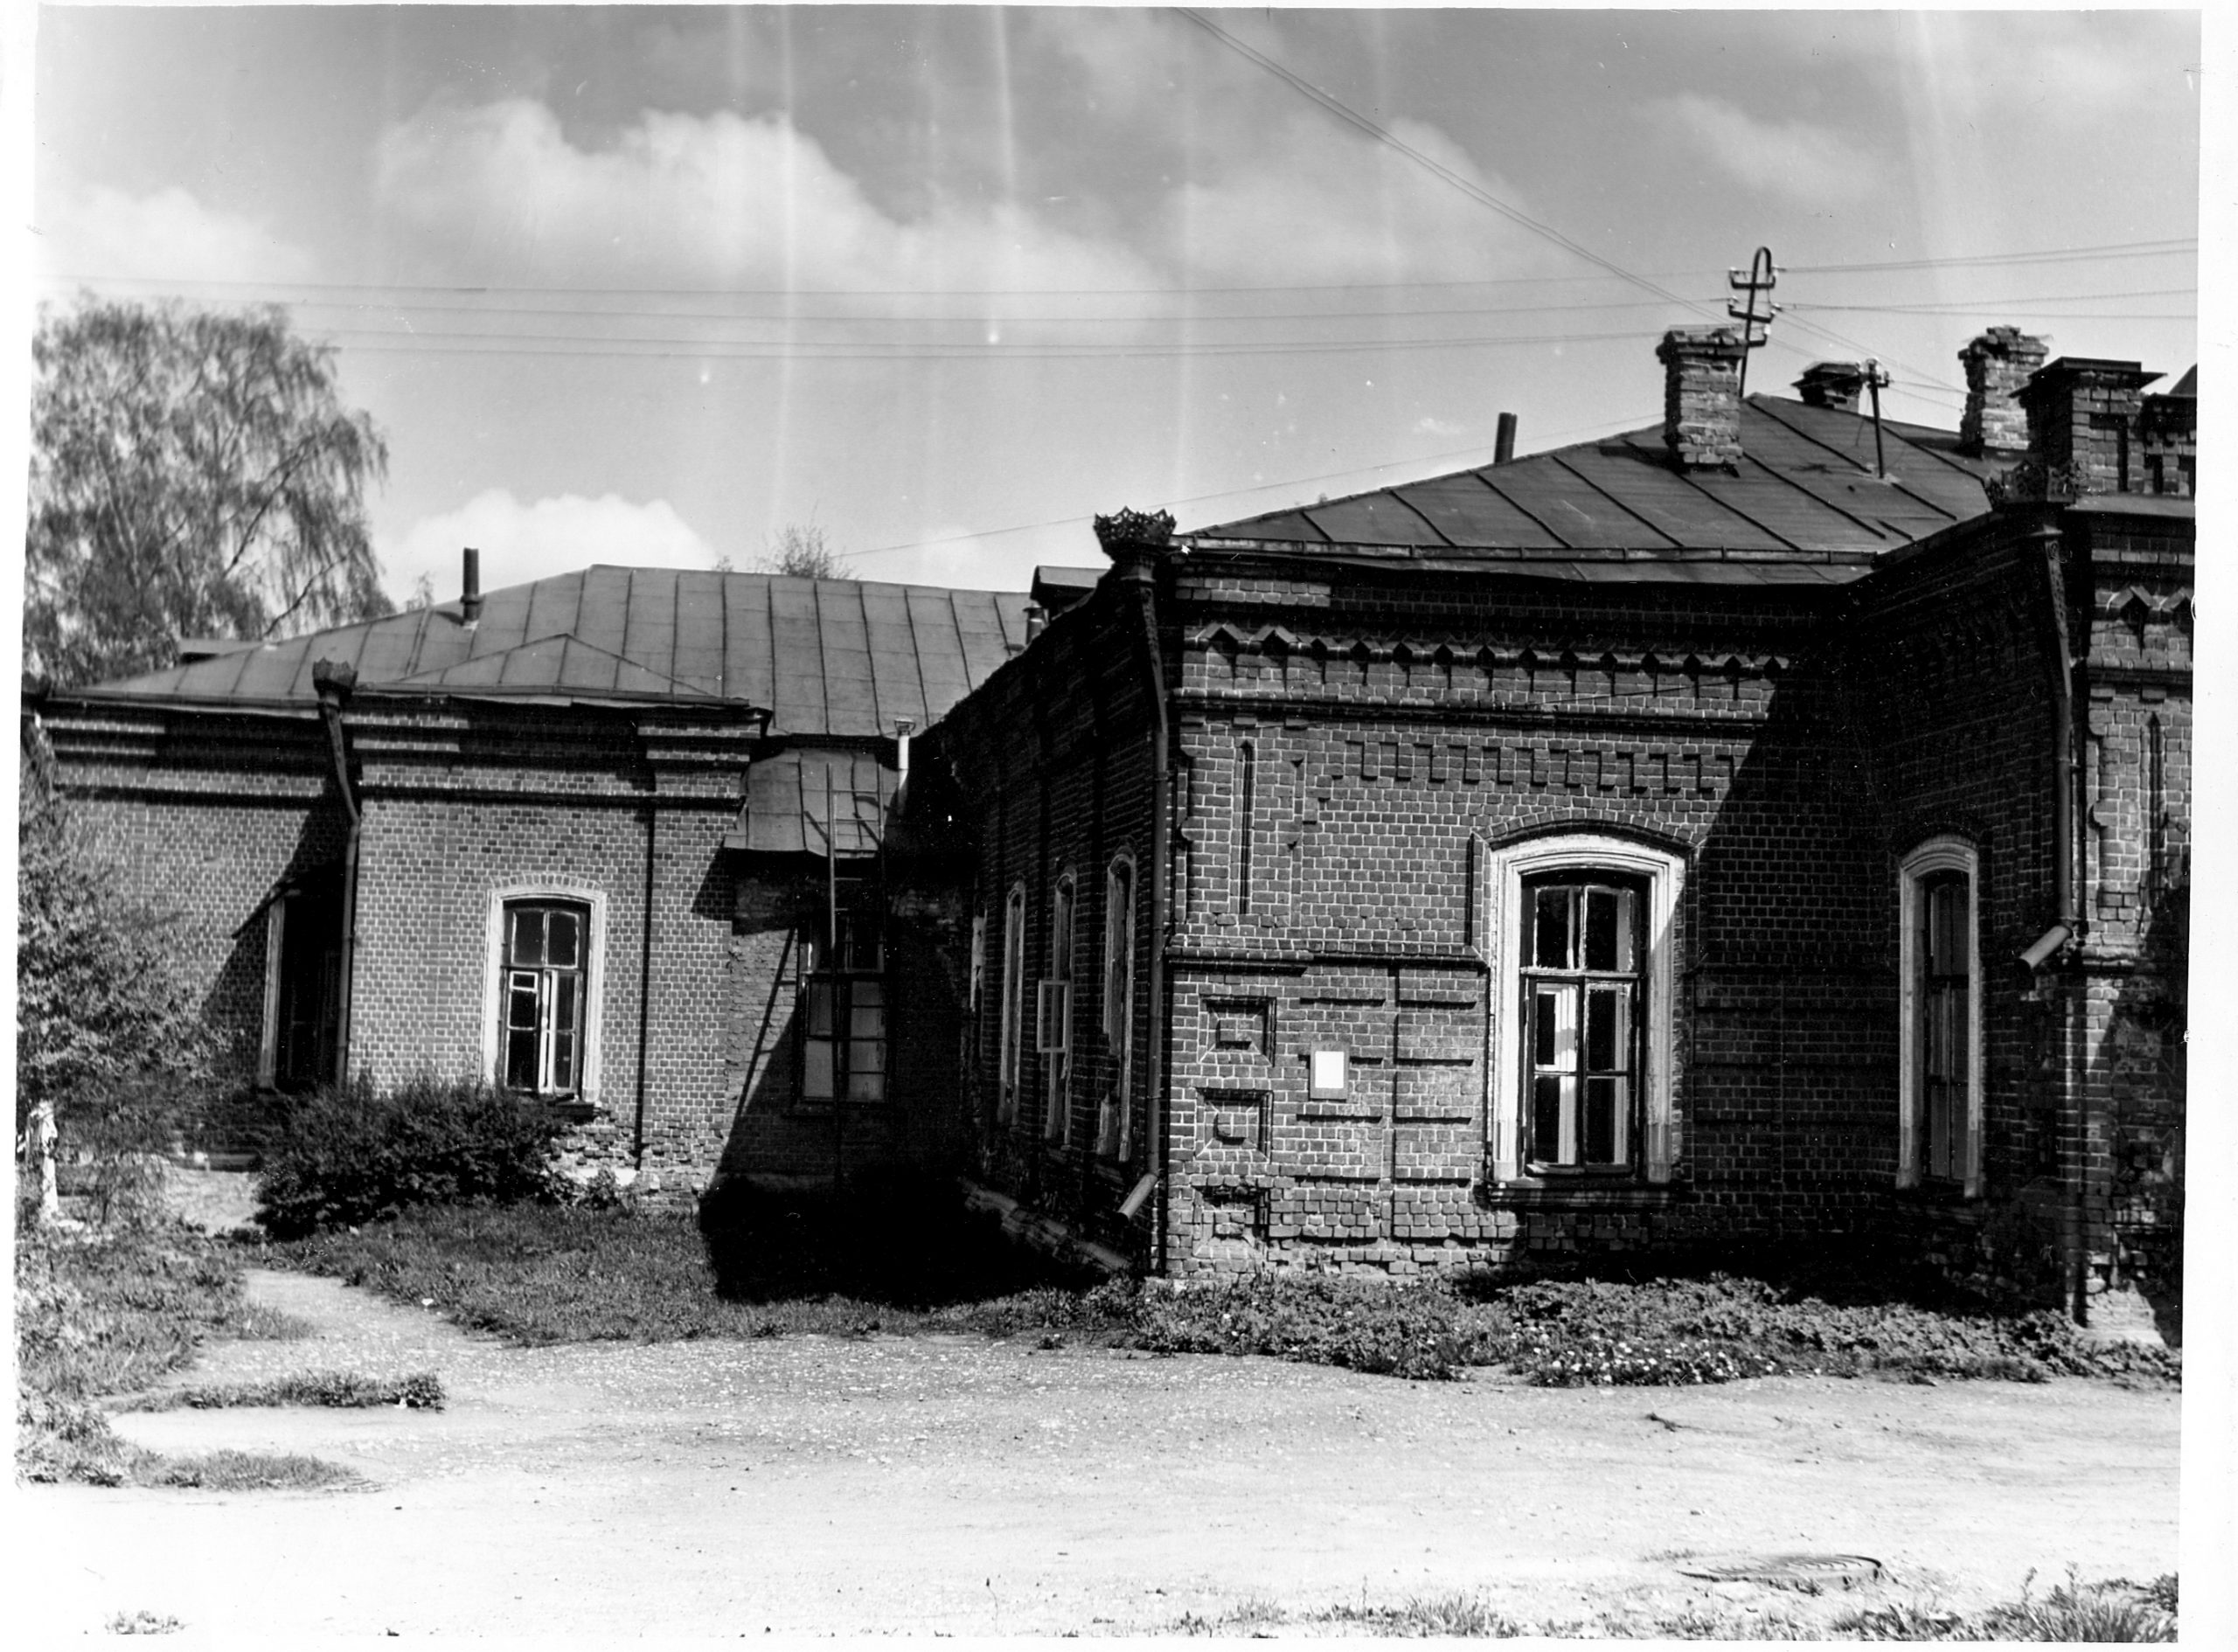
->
[[312, 660, 362, 1089], [1101, 510, 1177, 1274]]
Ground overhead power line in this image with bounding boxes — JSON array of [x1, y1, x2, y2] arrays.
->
[[1163, 8, 1965, 396], [38, 234, 2194, 305], [832, 408, 1665, 561]]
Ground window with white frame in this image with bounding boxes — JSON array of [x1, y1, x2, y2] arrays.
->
[[500, 899, 592, 1098], [1520, 873, 1646, 1170], [1098, 854, 1136, 1159], [1042, 873, 1077, 1142], [799, 874, 886, 1107], [997, 882, 1027, 1123], [1488, 834, 1681, 1183], [1898, 838, 1981, 1195]]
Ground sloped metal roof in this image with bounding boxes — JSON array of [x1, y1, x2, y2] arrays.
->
[[1185, 395, 2002, 579], [729, 748, 897, 857], [66, 567, 1033, 738]]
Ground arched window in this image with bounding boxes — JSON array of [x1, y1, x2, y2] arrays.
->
[[997, 882, 1027, 1124], [1486, 834, 1682, 1183], [1899, 837, 1981, 1196], [1099, 853, 1138, 1160], [481, 885, 608, 1107], [1041, 873, 1078, 1142]]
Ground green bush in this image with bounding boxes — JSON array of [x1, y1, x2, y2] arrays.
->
[[254, 1075, 566, 1238], [1116, 1274, 1470, 1380]]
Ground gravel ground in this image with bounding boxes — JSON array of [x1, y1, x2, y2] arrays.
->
[[14, 1261, 2182, 1640]]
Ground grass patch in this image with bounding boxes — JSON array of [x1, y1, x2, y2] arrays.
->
[[149, 1450, 358, 1491], [261, 1200, 2180, 1390], [107, 1610, 184, 1635], [1162, 1573, 2176, 1640], [16, 1218, 354, 1488], [1836, 1571, 2176, 1642], [120, 1371, 443, 1413]]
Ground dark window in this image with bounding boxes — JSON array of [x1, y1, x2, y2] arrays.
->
[[1918, 871, 1970, 1182], [503, 901, 589, 1097], [801, 877, 886, 1106], [1521, 874, 1644, 1170]]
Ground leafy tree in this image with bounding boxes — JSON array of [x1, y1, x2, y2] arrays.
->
[[24, 297, 394, 688], [16, 746, 219, 1222], [755, 523, 840, 580]]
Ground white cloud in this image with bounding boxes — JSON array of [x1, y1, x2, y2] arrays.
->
[[381, 490, 719, 607], [1166, 114, 1559, 289], [1414, 415, 1466, 439], [842, 524, 1062, 595], [1648, 94, 1875, 207], [373, 98, 1167, 295], [37, 184, 315, 286]]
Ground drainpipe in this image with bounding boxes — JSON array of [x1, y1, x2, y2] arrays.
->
[[311, 660, 360, 1088], [2027, 516, 2087, 1321], [1103, 511, 1177, 1274]]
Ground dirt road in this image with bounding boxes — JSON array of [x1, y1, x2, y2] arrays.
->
[[23, 1267, 2179, 1638]]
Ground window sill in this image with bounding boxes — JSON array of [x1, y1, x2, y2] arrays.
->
[[535, 1097, 598, 1127], [1481, 1178, 1677, 1210], [1889, 1179, 1980, 1206]]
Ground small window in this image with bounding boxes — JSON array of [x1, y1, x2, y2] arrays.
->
[[1099, 856, 1137, 1160], [1519, 874, 1644, 1171], [1044, 874, 1077, 1142], [1899, 839, 1980, 1194], [502, 900, 590, 1097], [800, 875, 885, 1106], [998, 883, 1028, 1123]]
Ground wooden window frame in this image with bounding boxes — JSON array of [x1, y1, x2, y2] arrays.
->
[[1898, 837, 1982, 1197], [481, 885, 607, 1109], [1043, 872, 1077, 1143], [1100, 852, 1138, 1161], [1486, 834, 1682, 1184], [997, 882, 1028, 1124]]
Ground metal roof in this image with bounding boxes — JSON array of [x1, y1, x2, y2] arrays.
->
[[1185, 395, 2002, 580], [66, 566, 1032, 739], [729, 749, 897, 857]]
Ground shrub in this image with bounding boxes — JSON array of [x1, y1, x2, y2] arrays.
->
[[1117, 1274, 1470, 1380], [254, 1075, 566, 1237]]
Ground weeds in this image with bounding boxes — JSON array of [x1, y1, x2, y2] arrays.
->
[[1836, 1569, 2178, 1642], [149, 1451, 358, 1491], [120, 1371, 443, 1413], [15, 1219, 353, 1488], [264, 1200, 2182, 1391], [106, 1610, 184, 1635]]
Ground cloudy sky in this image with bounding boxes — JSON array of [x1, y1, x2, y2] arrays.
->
[[30, 6, 2202, 603]]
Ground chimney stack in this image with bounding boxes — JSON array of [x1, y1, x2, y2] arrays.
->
[[461, 547, 483, 628], [1957, 328, 2047, 456], [1493, 411, 1518, 465], [2138, 366, 2195, 497], [2019, 357, 2157, 496], [1658, 326, 1747, 469], [1795, 362, 1869, 413]]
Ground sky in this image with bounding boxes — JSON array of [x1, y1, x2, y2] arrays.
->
[[26, 5, 2205, 604]]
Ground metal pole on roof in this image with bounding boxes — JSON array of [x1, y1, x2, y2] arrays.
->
[[1865, 358, 1892, 479], [1727, 246, 1782, 400]]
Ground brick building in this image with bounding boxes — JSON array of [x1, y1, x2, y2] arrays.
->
[[930, 328, 2193, 1315], [31, 324, 2192, 1317], [31, 565, 1027, 1198]]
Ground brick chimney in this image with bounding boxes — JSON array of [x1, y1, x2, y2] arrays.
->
[[1957, 328, 2047, 456], [1658, 326, 1747, 469], [1795, 362, 1868, 413], [2138, 366, 2196, 497], [461, 546, 483, 628], [2020, 357, 2158, 496]]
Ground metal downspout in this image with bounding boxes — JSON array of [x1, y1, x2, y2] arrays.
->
[[1120, 552, 1173, 1275], [312, 661, 360, 1088], [2033, 517, 2088, 1322]]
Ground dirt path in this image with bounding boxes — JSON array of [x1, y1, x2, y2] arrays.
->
[[22, 1267, 2179, 1638]]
